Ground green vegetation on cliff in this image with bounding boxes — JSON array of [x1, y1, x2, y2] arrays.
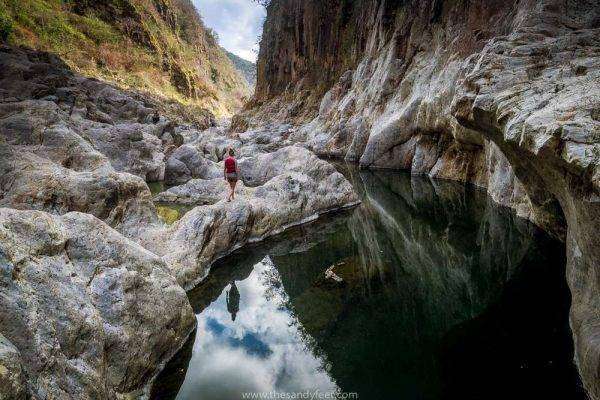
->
[[225, 49, 256, 88], [0, 0, 250, 116]]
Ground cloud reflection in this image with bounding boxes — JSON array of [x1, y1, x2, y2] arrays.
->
[[175, 257, 338, 400]]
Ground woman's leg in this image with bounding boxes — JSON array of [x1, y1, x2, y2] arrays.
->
[[231, 180, 238, 200], [228, 180, 235, 201]]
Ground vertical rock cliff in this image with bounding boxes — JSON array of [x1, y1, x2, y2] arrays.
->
[[243, 0, 600, 398]]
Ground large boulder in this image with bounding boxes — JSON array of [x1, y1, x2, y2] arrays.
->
[[164, 145, 221, 185], [0, 145, 159, 238], [0, 47, 167, 182], [238, 145, 329, 187], [0, 47, 167, 239], [77, 122, 165, 181], [0, 209, 195, 399]]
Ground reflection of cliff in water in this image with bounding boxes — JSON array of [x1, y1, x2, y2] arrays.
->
[[151, 169, 582, 400], [271, 170, 580, 400]]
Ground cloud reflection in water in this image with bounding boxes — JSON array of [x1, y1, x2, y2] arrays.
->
[[174, 257, 338, 400]]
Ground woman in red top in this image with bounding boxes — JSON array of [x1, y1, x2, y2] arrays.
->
[[223, 147, 240, 202]]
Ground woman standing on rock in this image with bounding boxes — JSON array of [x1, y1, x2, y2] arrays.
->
[[224, 148, 240, 202]]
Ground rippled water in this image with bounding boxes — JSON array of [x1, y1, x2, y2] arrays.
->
[[150, 169, 585, 400]]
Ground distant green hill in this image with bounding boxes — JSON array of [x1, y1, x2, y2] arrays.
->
[[225, 50, 256, 88]]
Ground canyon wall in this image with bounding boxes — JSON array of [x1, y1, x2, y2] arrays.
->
[[0, 0, 250, 117], [243, 0, 600, 398]]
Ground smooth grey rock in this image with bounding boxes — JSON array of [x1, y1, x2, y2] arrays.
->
[[0, 45, 362, 400], [154, 178, 251, 206], [143, 146, 359, 289], [238, 145, 324, 187], [159, 171, 357, 289], [245, 2, 600, 397], [165, 156, 192, 186], [164, 145, 221, 185], [0, 144, 158, 240], [453, 23, 600, 400]]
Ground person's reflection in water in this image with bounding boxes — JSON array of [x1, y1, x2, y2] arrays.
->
[[226, 281, 240, 321]]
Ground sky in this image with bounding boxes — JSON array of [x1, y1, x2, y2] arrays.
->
[[193, 0, 266, 63]]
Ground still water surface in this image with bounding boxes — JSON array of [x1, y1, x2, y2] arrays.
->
[[151, 170, 585, 400]]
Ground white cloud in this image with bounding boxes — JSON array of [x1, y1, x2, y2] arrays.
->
[[193, 0, 266, 62]]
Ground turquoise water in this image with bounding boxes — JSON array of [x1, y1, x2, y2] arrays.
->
[[151, 170, 584, 400]]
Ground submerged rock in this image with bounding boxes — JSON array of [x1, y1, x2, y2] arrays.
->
[[0, 209, 195, 399]]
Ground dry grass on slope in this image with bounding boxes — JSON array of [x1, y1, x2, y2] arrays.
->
[[0, 0, 251, 117]]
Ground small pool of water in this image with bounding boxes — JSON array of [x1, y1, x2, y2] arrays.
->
[[147, 181, 194, 225], [155, 203, 194, 225], [150, 170, 585, 400]]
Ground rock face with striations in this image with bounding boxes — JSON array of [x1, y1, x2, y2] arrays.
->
[[243, 0, 600, 398]]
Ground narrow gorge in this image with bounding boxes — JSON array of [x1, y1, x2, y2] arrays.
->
[[0, 1, 598, 399]]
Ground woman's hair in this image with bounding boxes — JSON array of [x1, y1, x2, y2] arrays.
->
[[228, 148, 235, 156]]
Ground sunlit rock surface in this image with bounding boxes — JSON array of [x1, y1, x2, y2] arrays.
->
[[144, 147, 359, 290], [0, 46, 167, 238]]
